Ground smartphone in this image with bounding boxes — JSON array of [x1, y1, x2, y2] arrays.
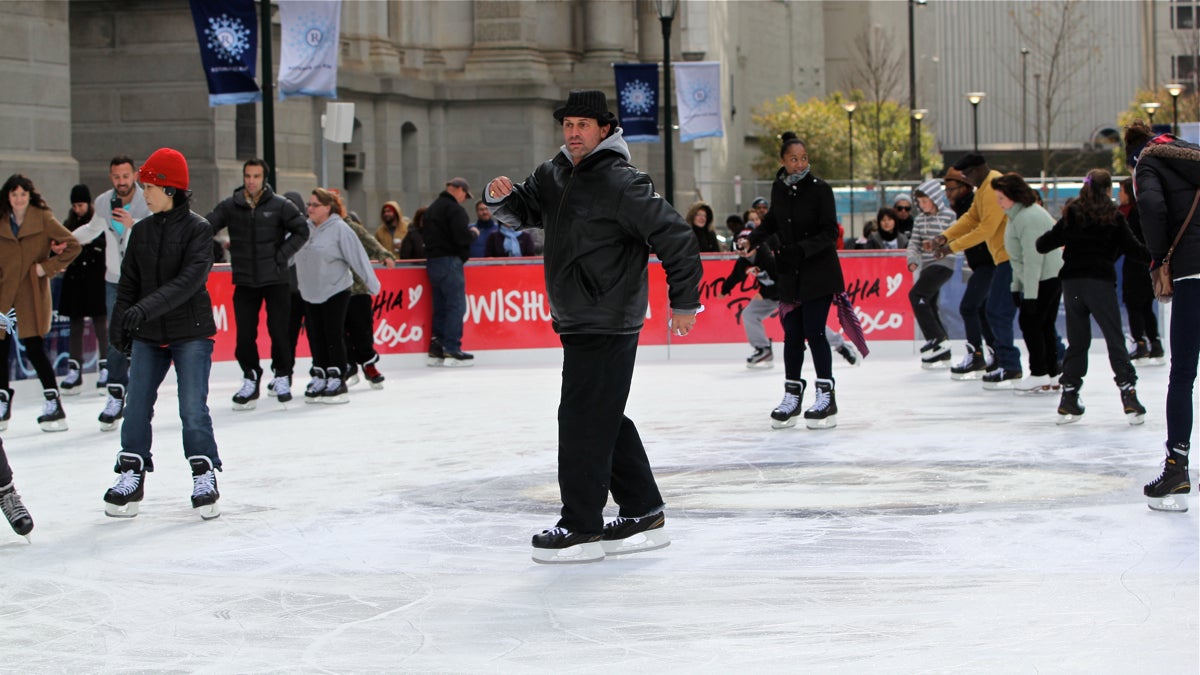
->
[[110, 194, 123, 214]]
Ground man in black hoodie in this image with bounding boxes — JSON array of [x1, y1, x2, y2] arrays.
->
[[206, 159, 308, 407]]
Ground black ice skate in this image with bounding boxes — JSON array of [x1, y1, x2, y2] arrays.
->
[[531, 527, 604, 564], [98, 384, 124, 432], [804, 378, 838, 429], [362, 354, 385, 389], [770, 380, 806, 429], [427, 338, 445, 367], [188, 456, 221, 520], [836, 343, 861, 366], [304, 367, 326, 403], [0, 388, 13, 432], [746, 344, 774, 369], [1144, 443, 1190, 513], [60, 358, 83, 395], [982, 367, 1023, 390], [601, 507, 670, 556], [95, 358, 108, 392], [1056, 386, 1084, 425], [37, 389, 68, 432], [232, 367, 261, 410], [104, 452, 146, 518], [269, 374, 293, 404], [950, 345, 987, 380], [0, 481, 33, 541], [443, 350, 475, 367], [344, 362, 360, 388], [1119, 382, 1146, 426], [1146, 339, 1166, 366], [321, 366, 349, 404], [920, 340, 951, 370]]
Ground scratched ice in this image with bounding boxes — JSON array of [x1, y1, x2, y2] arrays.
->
[[0, 343, 1194, 672]]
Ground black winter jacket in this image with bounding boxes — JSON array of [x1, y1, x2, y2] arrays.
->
[[489, 129, 702, 334], [720, 243, 780, 301], [1134, 137, 1200, 280], [113, 202, 217, 347], [747, 167, 845, 303], [1035, 204, 1147, 283], [422, 192, 473, 261], [205, 185, 308, 287]]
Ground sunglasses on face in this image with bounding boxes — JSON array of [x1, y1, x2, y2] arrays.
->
[[895, 205, 911, 211]]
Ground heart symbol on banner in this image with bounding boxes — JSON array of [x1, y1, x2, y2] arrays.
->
[[408, 286, 423, 308], [886, 273, 903, 297]]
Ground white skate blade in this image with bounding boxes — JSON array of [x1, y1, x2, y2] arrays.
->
[[1144, 356, 1166, 366], [921, 358, 951, 370], [194, 503, 221, 520], [1147, 493, 1188, 512], [60, 387, 83, 397], [982, 380, 1017, 391], [369, 381, 385, 390], [39, 420, 68, 433], [104, 501, 139, 518], [96, 387, 107, 396], [1015, 385, 1061, 396], [532, 541, 604, 564], [231, 401, 257, 411], [303, 396, 323, 405], [345, 374, 360, 388], [770, 416, 798, 429], [1056, 413, 1083, 425], [601, 528, 670, 555], [426, 357, 444, 367], [321, 394, 349, 405], [746, 361, 775, 369], [0, 420, 7, 432], [99, 420, 119, 432], [443, 359, 475, 368], [950, 370, 984, 381], [805, 415, 838, 430], [1126, 412, 1145, 426]]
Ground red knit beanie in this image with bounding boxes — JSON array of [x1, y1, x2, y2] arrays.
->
[[138, 148, 189, 191]]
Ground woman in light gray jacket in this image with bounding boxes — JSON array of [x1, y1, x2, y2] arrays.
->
[[294, 188, 381, 404]]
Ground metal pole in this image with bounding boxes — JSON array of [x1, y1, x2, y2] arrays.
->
[[660, 16, 674, 206], [1020, 48, 1029, 150], [907, 0, 918, 177], [260, 0, 277, 190], [1172, 96, 1180, 136], [848, 109, 855, 235], [971, 101, 980, 153]]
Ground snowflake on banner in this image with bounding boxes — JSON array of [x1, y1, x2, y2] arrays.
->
[[285, 13, 329, 53], [204, 14, 252, 64], [682, 79, 714, 110], [620, 80, 655, 116]]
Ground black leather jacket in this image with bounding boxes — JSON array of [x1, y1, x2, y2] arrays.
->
[[113, 201, 217, 347], [489, 129, 702, 334], [205, 185, 308, 287]]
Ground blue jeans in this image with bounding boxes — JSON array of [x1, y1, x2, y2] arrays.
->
[[105, 282, 129, 386], [1167, 279, 1200, 447], [121, 338, 220, 471], [959, 262, 995, 351], [426, 256, 466, 353], [986, 261, 1021, 372]]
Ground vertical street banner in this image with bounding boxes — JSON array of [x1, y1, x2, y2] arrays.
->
[[188, 0, 261, 106], [278, 0, 343, 100], [613, 63, 660, 143], [673, 61, 723, 142]]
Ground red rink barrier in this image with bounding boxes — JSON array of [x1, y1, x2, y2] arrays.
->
[[206, 252, 914, 361]]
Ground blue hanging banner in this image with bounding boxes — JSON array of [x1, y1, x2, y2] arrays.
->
[[613, 63, 660, 143], [188, 0, 262, 107]]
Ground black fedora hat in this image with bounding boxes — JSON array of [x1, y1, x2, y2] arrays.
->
[[553, 89, 618, 127]]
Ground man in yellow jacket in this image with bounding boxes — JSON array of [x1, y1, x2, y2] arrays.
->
[[934, 153, 1023, 389]]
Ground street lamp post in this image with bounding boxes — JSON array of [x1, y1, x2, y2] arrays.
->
[[1166, 83, 1185, 135], [843, 102, 857, 234], [966, 92, 986, 153], [1140, 101, 1162, 127], [911, 109, 928, 177], [655, 0, 678, 206], [1020, 47, 1030, 150], [908, 0, 927, 177]]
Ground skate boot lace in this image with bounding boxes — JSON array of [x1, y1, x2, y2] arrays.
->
[[1, 487, 30, 523], [324, 377, 343, 393], [775, 392, 800, 414], [41, 398, 60, 417], [192, 470, 216, 498], [306, 377, 326, 394], [110, 471, 141, 496], [0, 399, 7, 418], [954, 350, 978, 369], [102, 395, 124, 417], [811, 389, 831, 411], [235, 378, 257, 398], [272, 377, 291, 397]]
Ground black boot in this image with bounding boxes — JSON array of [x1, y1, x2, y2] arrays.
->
[[37, 389, 68, 432], [804, 378, 838, 429], [1118, 381, 1146, 426], [1145, 442, 1191, 512], [770, 380, 806, 429]]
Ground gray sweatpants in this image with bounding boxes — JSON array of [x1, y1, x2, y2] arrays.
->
[[742, 297, 778, 349]]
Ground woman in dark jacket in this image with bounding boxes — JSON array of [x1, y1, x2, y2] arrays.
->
[[1118, 178, 1162, 363], [685, 201, 721, 252], [746, 132, 845, 430], [103, 147, 222, 521], [59, 184, 109, 394], [398, 207, 427, 259], [1036, 169, 1147, 426]]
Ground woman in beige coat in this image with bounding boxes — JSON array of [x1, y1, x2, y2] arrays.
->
[[0, 174, 81, 432]]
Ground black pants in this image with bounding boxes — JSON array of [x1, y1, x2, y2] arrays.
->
[[557, 333, 663, 534], [780, 295, 834, 381], [233, 283, 294, 378], [344, 293, 378, 366], [304, 290, 351, 372], [1, 336, 57, 391], [286, 289, 305, 359], [1017, 278, 1062, 377], [0, 438, 12, 486], [69, 316, 108, 365], [1060, 278, 1136, 390], [960, 262, 995, 350], [1125, 296, 1160, 342], [909, 265, 953, 342]]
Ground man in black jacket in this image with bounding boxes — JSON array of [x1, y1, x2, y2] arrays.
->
[[422, 177, 475, 366], [104, 147, 223, 521], [486, 89, 703, 564], [206, 159, 308, 406]]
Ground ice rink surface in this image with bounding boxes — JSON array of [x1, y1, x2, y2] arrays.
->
[[0, 342, 1196, 673]]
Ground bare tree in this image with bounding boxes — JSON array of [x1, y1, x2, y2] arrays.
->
[[1011, 0, 1095, 178], [847, 24, 905, 182]]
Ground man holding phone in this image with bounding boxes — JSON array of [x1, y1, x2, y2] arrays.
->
[[70, 155, 152, 430]]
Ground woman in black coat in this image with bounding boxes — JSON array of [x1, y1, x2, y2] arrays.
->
[[58, 184, 109, 394], [746, 132, 845, 430], [1118, 178, 1162, 363]]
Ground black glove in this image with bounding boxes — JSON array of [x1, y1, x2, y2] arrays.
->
[[1011, 292, 1023, 306], [121, 304, 147, 331]]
